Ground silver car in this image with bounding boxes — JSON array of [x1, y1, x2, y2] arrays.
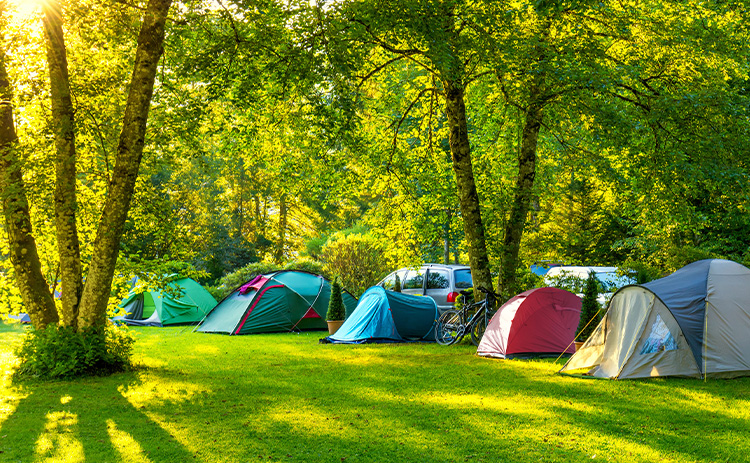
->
[[377, 264, 473, 313]]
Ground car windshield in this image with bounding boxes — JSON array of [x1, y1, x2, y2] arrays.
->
[[454, 269, 473, 289]]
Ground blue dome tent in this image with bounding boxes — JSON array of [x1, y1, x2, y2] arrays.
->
[[323, 286, 438, 343]]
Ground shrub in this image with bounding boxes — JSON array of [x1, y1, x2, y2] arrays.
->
[[213, 258, 327, 299], [14, 324, 134, 380], [544, 270, 588, 294], [320, 233, 393, 297], [577, 272, 602, 341], [326, 277, 346, 321], [621, 259, 663, 284]]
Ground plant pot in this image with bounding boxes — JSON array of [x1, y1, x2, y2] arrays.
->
[[327, 320, 344, 335], [574, 341, 584, 351]]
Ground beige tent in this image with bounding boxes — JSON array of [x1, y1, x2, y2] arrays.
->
[[560, 259, 750, 379]]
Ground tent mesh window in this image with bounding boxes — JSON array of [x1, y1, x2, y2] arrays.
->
[[640, 314, 679, 354]]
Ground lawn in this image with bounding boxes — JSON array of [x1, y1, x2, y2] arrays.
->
[[1, 323, 749, 463]]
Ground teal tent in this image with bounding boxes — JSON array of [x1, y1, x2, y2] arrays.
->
[[323, 286, 439, 343], [197, 270, 358, 335], [113, 277, 217, 327]]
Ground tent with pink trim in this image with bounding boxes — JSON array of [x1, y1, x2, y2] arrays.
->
[[197, 270, 357, 335]]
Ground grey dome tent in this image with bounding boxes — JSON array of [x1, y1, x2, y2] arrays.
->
[[560, 259, 750, 379]]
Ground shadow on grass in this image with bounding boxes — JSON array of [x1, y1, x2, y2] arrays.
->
[[0, 371, 197, 462], [3, 329, 750, 463]]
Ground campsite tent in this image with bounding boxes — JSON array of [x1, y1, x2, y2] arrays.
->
[[114, 277, 217, 327], [7, 313, 31, 323], [560, 259, 750, 379], [477, 287, 581, 359], [197, 270, 358, 335], [323, 285, 438, 343]]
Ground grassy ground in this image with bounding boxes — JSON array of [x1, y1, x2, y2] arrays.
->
[[1, 323, 749, 463]]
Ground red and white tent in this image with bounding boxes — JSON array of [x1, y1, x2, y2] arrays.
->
[[477, 287, 581, 359]]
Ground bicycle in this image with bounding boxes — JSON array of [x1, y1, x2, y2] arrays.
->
[[434, 286, 500, 346]]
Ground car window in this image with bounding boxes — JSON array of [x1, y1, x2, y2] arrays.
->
[[596, 272, 634, 292], [426, 270, 449, 289], [381, 272, 397, 290], [454, 269, 473, 289], [403, 269, 425, 290]]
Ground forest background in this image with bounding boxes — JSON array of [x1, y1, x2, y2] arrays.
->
[[1, 0, 749, 322]]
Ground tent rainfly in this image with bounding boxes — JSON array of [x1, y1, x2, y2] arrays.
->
[[477, 287, 581, 359], [197, 270, 358, 335], [7, 313, 31, 323], [114, 277, 217, 327], [322, 285, 439, 343], [560, 259, 750, 379]]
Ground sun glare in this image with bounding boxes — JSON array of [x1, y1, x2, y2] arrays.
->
[[13, 0, 40, 16]]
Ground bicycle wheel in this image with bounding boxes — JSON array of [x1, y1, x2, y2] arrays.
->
[[435, 309, 464, 345], [470, 314, 487, 346]]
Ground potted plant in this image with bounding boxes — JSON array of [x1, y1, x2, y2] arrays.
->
[[576, 272, 601, 350], [326, 276, 346, 335]]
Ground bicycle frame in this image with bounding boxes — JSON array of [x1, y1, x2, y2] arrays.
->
[[435, 287, 497, 346]]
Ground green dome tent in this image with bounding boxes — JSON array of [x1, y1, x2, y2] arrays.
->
[[197, 270, 358, 335], [113, 277, 217, 327]]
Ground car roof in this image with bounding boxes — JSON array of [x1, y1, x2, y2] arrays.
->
[[545, 266, 619, 277], [418, 263, 470, 270]]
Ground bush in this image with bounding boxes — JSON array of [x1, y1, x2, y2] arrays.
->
[[213, 258, 327, 299], [544, 271, 588, 294], [14, 324, 134, 380], [320, 233, 394, 297], [621, 259, 663, 284], [326, 277, 346, 321]]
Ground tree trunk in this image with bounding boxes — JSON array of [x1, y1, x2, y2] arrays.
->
[[77, 0, 173, 328], [0, 44, 59, 328], [498, 80, 545, 298], [443, 209, 451, 265], [274, 195, 287, 264], [443, 80, 494, 297], [42, 0, 83, 329]]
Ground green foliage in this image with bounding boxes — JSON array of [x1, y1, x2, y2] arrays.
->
[[544, 271, 588, 295], [577, 273, 602, 341], [621, 260, 663, 284], [514, 268, 544, 295], [320, 233, 395, 297], [326, 277, 346, 321], [457, 288, 475, 306], [13, 324, 134, 380], [393, 274, 401, 293], [663, 247, 718, 274], [211, 258, 327, 300]]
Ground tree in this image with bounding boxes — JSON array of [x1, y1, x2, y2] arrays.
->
[[577, 272, 601, 341], [326, 276, 346, 321], [324, 0, 499, 298], [0, 8, 58, 328], [0, 0, 173, 334]]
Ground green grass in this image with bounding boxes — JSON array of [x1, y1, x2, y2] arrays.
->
[[1, 324, 749, 463]]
